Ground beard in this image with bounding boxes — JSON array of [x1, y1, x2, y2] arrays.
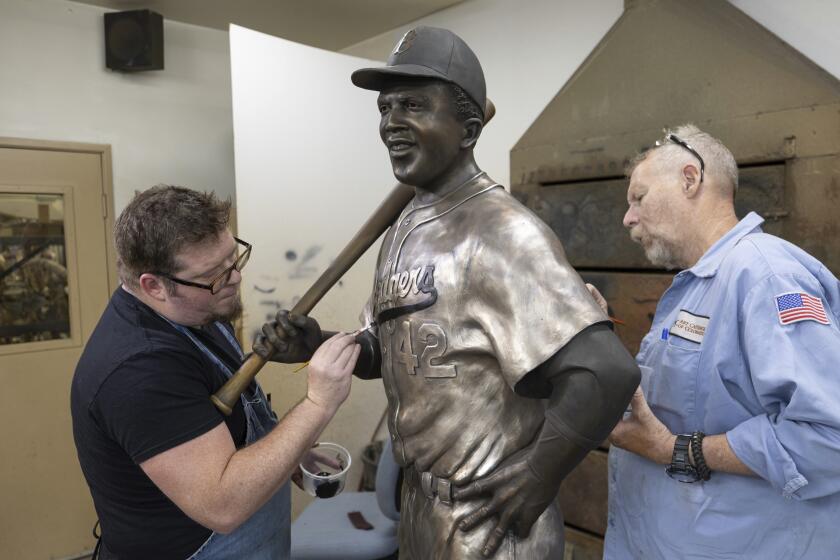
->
[[632, 230, 683, 270], [210, 292, 243, 323]]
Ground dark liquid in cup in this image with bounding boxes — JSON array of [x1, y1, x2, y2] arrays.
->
[[315, 472, 340, 498]]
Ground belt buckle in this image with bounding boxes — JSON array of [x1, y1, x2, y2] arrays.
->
[[421, 471, 435, 500], [437, 478, 453, 506], [420, 470, 453, 505]]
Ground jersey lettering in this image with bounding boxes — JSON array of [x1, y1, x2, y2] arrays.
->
[[379, 264, 435, 303], [391, 320, 457, 379], [396, 320, 419, 375], [418, 323, 457, 378]]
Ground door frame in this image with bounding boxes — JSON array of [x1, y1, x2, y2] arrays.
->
[[0, 137, 118, 558], [0, 137, 117, 290]]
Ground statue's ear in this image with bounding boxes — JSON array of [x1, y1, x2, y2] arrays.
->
[[461, 117, 483, 149]]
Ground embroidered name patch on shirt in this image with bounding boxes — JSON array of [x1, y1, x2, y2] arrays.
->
[[669, 310, 709, 344], [775, 292, 830, 325]]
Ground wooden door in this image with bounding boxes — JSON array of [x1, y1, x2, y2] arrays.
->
[[0, 139, 116, 559]]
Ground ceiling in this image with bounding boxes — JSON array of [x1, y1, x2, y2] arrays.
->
[[69, 0, 465, 51]]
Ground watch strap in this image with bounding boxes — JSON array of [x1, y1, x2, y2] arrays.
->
[[666, 433, 700, 482]]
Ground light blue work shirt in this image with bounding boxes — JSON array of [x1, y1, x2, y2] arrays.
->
[[605, 212, 840, 559]]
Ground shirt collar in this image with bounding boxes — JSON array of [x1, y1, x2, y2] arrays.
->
[[687, 212, 765, 278], [402, 172, 500, 224]]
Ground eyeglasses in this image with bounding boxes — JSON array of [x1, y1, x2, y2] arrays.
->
[[157, 237, 252, 294], [656, 133, 705, 183]]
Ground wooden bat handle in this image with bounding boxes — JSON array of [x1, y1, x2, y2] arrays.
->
[[210, 353, 267, 415], [211, 98, 497, 415]]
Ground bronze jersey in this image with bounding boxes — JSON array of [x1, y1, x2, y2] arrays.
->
[[363, 173, 606, 486]]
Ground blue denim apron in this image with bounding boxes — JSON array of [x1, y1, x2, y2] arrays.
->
[[170, 321, 292, 560]]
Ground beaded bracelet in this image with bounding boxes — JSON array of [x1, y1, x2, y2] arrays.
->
[[690, 431, 711, 481]]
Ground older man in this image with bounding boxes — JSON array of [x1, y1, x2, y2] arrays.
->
[[71, 185, 359, 560], [603, 125, 840, 558]]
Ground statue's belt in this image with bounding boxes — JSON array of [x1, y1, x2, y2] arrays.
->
[[405, 466, 455, 506]]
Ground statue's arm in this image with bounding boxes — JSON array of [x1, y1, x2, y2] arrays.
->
[[351, 329, 382, 380], [526, 322, 640, 483], [454, 322, 640, 557]]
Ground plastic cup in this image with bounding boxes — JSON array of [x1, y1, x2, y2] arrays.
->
[[299, 442, 351, 499]]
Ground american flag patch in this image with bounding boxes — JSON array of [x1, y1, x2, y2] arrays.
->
[[775, 292, 830, 325]]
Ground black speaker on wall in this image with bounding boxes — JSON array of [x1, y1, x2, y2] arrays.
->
[[104, 9, 164, 72]]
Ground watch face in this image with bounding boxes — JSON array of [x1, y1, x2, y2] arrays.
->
[[666, 465, 700, 483]]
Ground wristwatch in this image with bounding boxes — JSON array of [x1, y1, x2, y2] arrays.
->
[[665, 434, 700, 483]]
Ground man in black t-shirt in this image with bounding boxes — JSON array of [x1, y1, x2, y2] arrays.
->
[[71, 185, 359, 560]]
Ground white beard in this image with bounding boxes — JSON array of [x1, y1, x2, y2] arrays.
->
[[643, 237, 683, 270]]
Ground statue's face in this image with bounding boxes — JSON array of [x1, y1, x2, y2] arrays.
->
[[377, 81, 463, 188]]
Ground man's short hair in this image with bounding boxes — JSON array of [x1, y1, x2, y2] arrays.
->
[[114, 185, 231, 289], [627, 124, 739, 195], [447, 82, 484, 123]]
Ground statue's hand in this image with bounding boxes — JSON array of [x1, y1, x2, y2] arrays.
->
[[452, 457, 558, 558], [253, 310, 322, 364]]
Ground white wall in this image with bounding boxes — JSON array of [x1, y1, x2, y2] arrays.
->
[[730, 0, 840, 82], [230, 24, 396, 517], [343, 0, 840, 187], [0, 0, 235, 212]]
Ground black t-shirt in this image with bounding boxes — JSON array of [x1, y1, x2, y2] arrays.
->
[[71, 288, 248, 559]]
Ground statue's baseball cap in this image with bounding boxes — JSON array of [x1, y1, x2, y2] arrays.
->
[[351, 26, 486, 118]]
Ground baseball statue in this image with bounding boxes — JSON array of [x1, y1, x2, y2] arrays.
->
[[256, 27, 640, 559]]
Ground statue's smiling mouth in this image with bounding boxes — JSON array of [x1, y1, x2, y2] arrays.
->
[[387, 137, 415, 156]]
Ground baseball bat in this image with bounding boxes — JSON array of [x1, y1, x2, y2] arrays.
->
[[211, 98, 497, 415]]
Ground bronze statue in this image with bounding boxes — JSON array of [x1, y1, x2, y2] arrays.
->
[[257, 26, 640, 559]]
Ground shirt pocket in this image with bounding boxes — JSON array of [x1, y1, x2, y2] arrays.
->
[[646, 337, 701, 431]]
